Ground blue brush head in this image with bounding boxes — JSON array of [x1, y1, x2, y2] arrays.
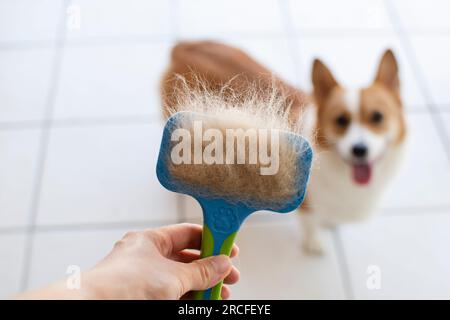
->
[[156, 111, 313, 216]]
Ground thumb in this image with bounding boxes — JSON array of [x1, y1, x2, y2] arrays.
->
[[181, 255, 232, 291]]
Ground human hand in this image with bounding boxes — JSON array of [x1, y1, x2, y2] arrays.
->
[[82, 223, 240, 299]]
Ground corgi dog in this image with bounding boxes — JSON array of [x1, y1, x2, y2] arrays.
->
[[301, 51, 406, 253], [160, 41, 406, 254]]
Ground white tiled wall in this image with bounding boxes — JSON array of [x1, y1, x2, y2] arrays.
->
[[0, 0, 449, 299]]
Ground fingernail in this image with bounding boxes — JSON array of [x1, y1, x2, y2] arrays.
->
[[213, 255, 231, 274]]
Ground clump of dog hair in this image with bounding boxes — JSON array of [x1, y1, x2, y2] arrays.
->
[[166, 74, 306, 133], [164, 76, 312, 209]]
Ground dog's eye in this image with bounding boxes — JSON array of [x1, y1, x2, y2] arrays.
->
[[370, 111, 383, 124], [335, 114, 350, 128]]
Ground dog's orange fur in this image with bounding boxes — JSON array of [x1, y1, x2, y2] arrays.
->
[[311, 50, 406, 150], [160, 41, 309, 121]]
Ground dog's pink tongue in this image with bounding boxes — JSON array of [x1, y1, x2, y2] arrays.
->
[[352, 164, 372, 185]]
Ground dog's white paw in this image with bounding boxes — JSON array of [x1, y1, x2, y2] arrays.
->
[[302, 236, 325, 255]]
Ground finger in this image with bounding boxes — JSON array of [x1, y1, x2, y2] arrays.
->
[[223, 266, 240, 285], [149, 223, 203, 256], [179, 255, 232, 291], [221, 285, 231, 300], [172, 249, 200, 263], [230, 244, 239, 258], [173, 245, 239, 263], [175, 251, 239, 284], [180, 292, 193, 300], [180, 285, 232, 300], [151, 223, 240, 257]]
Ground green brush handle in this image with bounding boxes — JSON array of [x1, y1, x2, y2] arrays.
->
[[194, 224, 238, 300], [192, 198, 250, 300]]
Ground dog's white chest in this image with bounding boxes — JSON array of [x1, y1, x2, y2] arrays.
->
[[307, 145, 404, 224]]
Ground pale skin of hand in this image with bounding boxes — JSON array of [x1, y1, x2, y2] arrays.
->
[[16, 223, 240, 300]]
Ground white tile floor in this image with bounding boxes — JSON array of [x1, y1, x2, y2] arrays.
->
[[37, 122, 178, 226], [0, 233, 26, 298], [392, 0, 450, 32], [27, 227, 130, 290], [0, 0, 63, 43], [177, 0, 285, 37], [217, 36, 301, 87], [409, 35, 450, 108], [65, 0, 172, 40], [341, 211, 450, 299], [287, 0, 393, 32], [0, 48, 55, 122], [0, 0, 449, 299], [232, 215, 346, 299], [0, 128, 41, 228], [53, 42, 173, 120]]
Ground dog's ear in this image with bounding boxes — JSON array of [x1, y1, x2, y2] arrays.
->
[[312, 58, 338, 104], [374, 49, 399, 95]]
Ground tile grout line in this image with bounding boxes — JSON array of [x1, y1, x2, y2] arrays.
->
[[0, 226, 28, 235], [57, 35, 174, 47], [3, 200, 450, 237], [2, 29, 450, 51], [19, 0, 71, 291], [381, 204, 450, 216], [27, 218, 181, 234], [384, 0, 450, 161], [170, 0, 180, 41], [0, 103, 443, 133], [0, 115, 163, 131], [0, 219, 193, 237], [278, 0, 303, 88], [2, 202, 450, 236], [289, 28, 395, 37], [0, 31, 286, 50], [0, 40, 56, 51], [18, 71, 56, 292], [169, 0, 186, 224], [332, 229, 354, 300]]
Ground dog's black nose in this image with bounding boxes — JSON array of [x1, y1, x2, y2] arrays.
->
[[352, 144, 368, 158]]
